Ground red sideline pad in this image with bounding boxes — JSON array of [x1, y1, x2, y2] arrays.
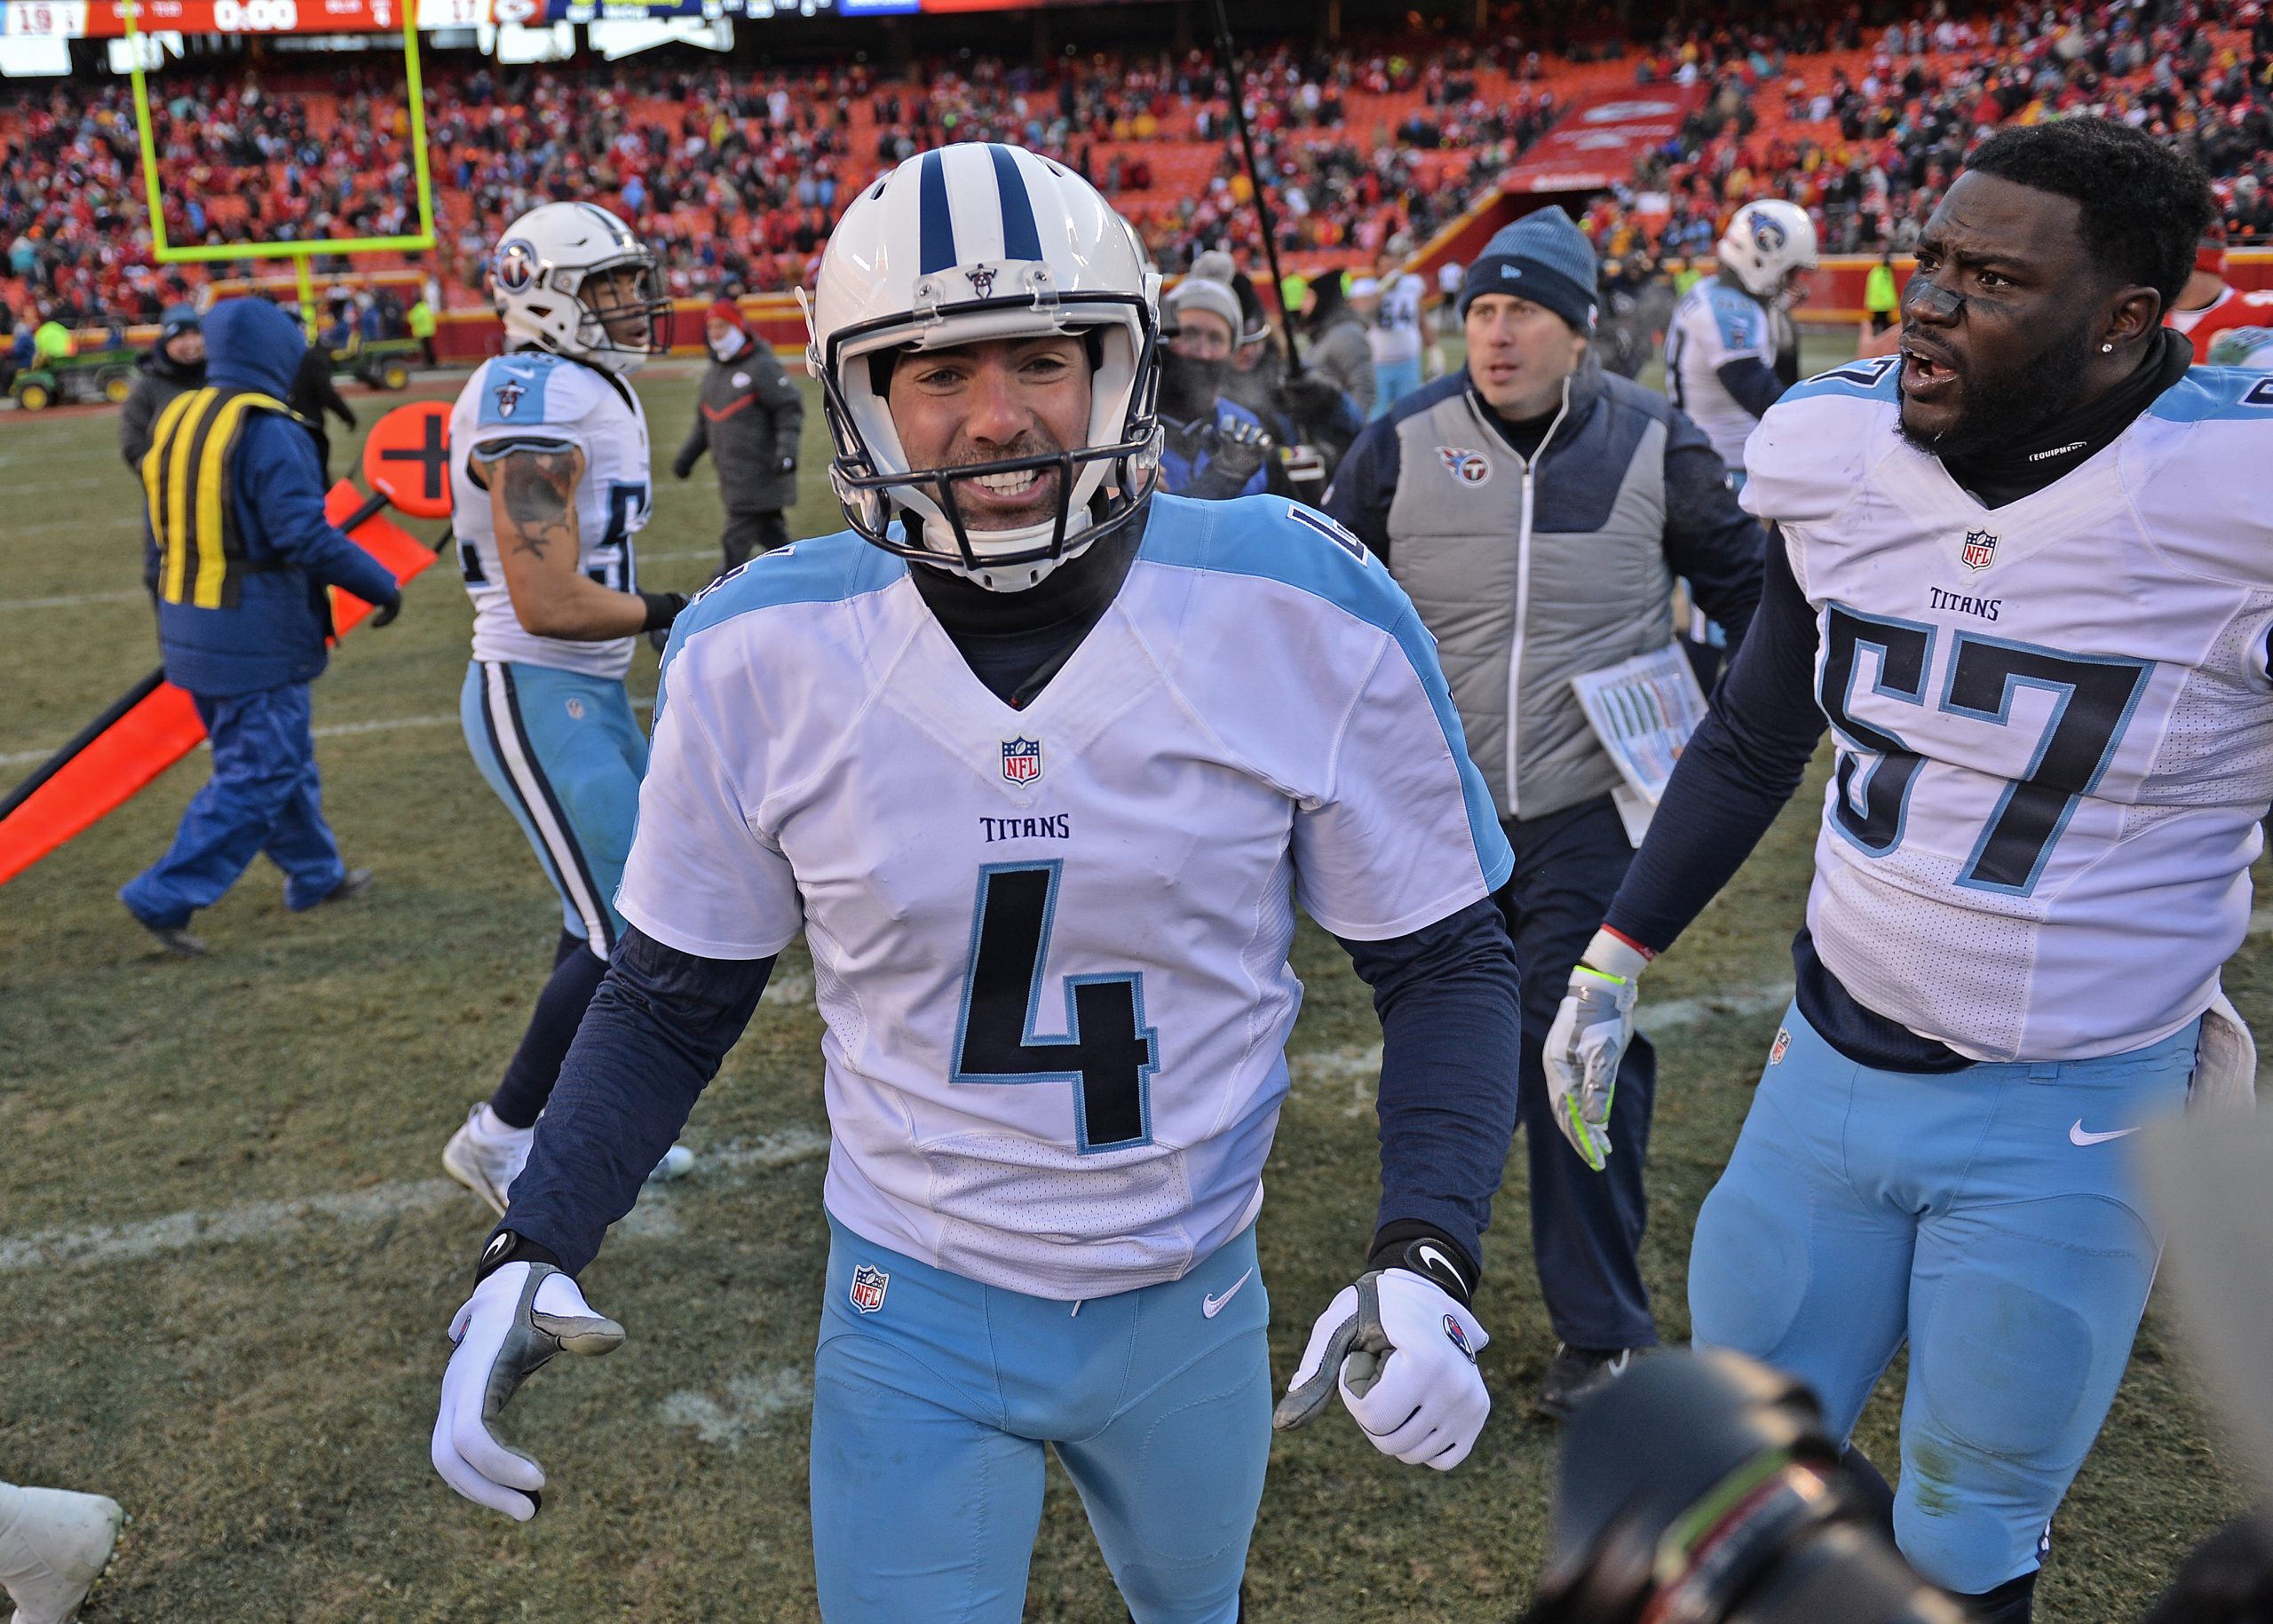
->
[[0, 484, 435, 886]]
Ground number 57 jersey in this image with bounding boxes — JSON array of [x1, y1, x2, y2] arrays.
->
[[1743, 359, 2273, 1064], [619, 495, 1511, 1300], [449, 350, 652, 680]]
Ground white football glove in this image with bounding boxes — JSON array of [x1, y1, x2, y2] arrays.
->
[[432, 1260, 624, 1521], [1542, 928, 1651, 1172], [1271, 1268, 1491, 1470]]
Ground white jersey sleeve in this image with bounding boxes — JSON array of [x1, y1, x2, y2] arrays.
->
[[617, 650, 804, 960], [1738, 353, 1904, 549], [448, 352, 653, 680], [1667, 273, 1777, 471]]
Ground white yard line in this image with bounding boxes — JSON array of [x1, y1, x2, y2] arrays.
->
[[8, 926, 2271, 1271], [0, 590, 145, 611], [0, 700, 656, 768], [0, 1126, 828, 1275]]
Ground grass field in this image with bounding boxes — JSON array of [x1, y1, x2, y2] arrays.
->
[[0, 341, 2258, 1623]]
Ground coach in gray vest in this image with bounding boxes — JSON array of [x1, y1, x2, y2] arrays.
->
[[1323, 206, 1763, 1420]]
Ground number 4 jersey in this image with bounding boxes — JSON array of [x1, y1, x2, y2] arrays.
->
[[619, 495, 1512, 1299], [449, 350, 652, 679], [1743, 357, 2273, 1063]]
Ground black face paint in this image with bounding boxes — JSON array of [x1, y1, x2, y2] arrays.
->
[[1903, 274, 1966, 322]]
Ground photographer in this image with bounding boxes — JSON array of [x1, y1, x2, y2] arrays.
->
[[1157, 262, 1279, 502], [1221, 270, 1366, 495]]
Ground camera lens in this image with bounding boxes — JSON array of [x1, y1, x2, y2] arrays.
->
[[1524, 1350, 1968, 1624]]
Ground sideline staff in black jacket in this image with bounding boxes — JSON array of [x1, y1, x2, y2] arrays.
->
[[120, 304, 206, 469], [671, 298, 804, 574]]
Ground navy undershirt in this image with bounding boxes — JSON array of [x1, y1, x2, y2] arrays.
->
[[494, 511, 1523, 1297]]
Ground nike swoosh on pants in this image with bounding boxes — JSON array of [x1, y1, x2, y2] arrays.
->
[[1203, 1268, 1253, 1319]]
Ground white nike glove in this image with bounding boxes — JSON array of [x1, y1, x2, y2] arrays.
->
[[432, 1260, 624, 1521], [1271, 1268, 1491, 1470], [1542, 928, 1651, 1172]]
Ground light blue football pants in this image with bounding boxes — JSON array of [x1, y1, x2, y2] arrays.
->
[[1368, 354, 1424, 419], [459, 660, 646, 955], [810, 1214, 1271, 1624], [1690, 1002, 2198, 1593]]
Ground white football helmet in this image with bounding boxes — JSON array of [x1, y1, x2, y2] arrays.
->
[[1717, 200, 1820, 304], [490, 202, 670, 376], [803, 142, 1162, 591]]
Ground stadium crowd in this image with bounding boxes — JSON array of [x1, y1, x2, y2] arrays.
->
[[3, 0, 2272, 340], [1590, 0, 2272, 262]]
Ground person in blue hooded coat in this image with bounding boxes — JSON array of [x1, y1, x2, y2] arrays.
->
[[120, 297, 405, 956]]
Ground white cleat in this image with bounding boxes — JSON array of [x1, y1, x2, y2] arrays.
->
[[446, 1103, 693, 1215], [440, 1103, 534, 1218], [0, 1485, 125, 1624]]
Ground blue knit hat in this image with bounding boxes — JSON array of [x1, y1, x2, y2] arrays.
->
[[1460, 207, 1600, 331]]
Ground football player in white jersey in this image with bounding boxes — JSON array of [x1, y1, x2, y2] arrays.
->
[[1664, 200, 1816, 682], [431, 143, 1525, 1623], [1365, 257, 1431, 419], [1664, 199, 1818, 479], [1547, 122, 2266, 1622], [439, 202, 696, 1216]]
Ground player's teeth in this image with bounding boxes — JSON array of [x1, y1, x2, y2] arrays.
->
[[976, 471, 1040, 494]]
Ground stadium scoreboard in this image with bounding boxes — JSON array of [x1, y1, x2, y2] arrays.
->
[[0, 0, 1135, 29]]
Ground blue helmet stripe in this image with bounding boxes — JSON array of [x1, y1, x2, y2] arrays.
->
[[987, 144, 1043, 263], [918, 149, 956, 274]]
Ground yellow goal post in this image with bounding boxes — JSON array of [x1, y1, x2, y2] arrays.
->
[[121, 3, 438, 331]]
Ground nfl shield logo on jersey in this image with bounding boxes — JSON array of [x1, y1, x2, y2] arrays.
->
[[1001, 737, 1043, 785], [1960, 529, 1999, 572], [1437, 447, 1492, 487], [850, 1264, 889, 1314], [493, 380, 526, 418]]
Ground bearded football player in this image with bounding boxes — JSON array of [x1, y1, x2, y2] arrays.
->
[[1546, 120, 2269, 1623], [431, 143, 1524, 1623]]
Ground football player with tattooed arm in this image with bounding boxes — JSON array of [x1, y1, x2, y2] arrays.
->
[[1546, 121, 2273, 1624], [432, 142, 1523, 1624], [437, 203, 696, 1217]]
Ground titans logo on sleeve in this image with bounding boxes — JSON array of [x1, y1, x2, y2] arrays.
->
[[449, 352, 653, 680]]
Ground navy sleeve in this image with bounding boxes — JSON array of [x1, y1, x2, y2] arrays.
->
[[1659, 406, 1766, 646], [1334, 896, 1521, 1294], [488, 925, 774, 1276], [1604, 530, 1824, 953], [1715, 355, 1788, 419], [1319, 417, 1401, 566], [236, 417, 403, 606]]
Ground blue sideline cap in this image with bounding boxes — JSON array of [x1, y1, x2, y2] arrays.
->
[[1460, 207, 1600, 331]]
